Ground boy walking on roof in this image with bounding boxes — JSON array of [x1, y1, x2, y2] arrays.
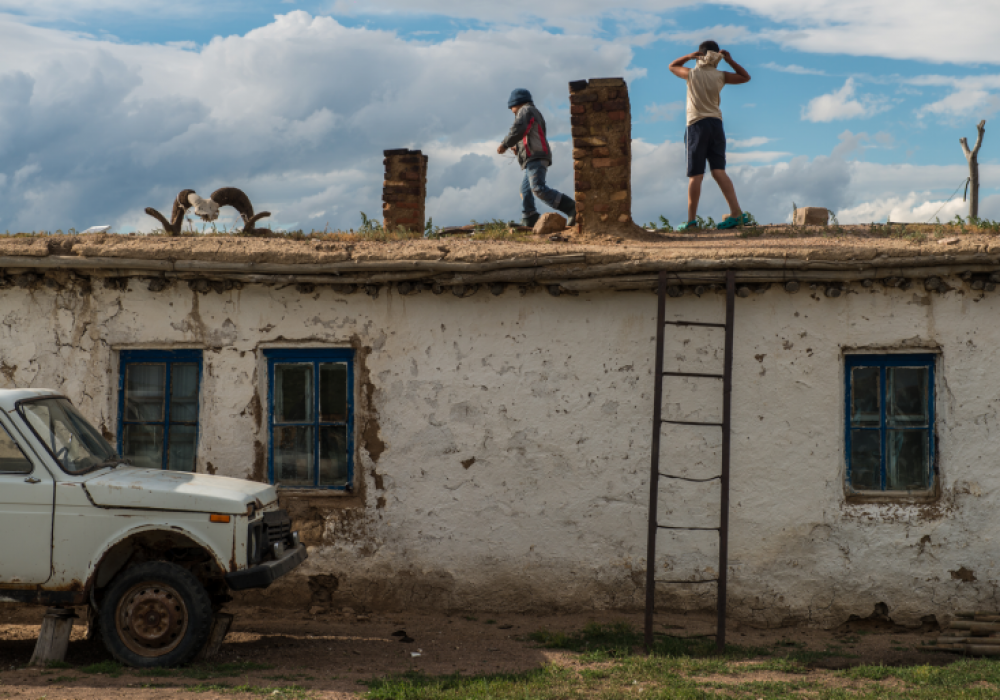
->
[[669, 41, 751, 231], [497, 88, 576, 229]]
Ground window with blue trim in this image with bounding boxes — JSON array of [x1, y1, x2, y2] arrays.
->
[[265, 349, 354, 490], [118, 350, 202, 472], [845, 354, 935, 492]]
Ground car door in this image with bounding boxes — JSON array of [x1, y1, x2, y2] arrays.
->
[[0, 413, 54, 584]]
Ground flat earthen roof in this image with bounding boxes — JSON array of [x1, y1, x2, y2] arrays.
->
[[1, 227, 998, 291]]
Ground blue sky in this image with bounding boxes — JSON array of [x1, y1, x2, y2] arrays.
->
[[0, 0, 998, 231]]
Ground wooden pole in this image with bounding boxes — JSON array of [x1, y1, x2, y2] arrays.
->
[[29, 608, 77, 667], [960, 120, 986, 220]]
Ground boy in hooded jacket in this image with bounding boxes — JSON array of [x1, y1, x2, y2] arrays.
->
[[497, 88, 577, 228]]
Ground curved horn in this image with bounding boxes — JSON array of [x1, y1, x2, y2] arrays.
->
[[144, 207, 178, 236], [145, 189, 198, 236], [246, 211, 272, 228], [210, 187, 255, 224]]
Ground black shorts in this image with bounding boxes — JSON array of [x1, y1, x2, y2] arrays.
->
[[685, 117, 726, 177]]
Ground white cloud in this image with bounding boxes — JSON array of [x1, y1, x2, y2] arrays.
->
[[727, 150, 792, 163], [644, 101, 684, 122], [0, 11, 639, 232], [660, 24, 757, 48], [909, 74, 1000, 120], [319, 0, 1000, 65], [728, 136, 771, 148], [801, 78, 890, 122], [762, 62, 826, 76], [837, 193, 966, 225]]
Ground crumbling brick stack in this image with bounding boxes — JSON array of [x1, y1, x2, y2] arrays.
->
[[382, 149, 427, 233], [569, 78, 637, 237]]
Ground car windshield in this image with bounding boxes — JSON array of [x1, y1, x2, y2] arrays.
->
[[18, 398, 119, 474]]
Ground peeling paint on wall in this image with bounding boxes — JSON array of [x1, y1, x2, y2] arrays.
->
[[4, 276, 1000, 627]]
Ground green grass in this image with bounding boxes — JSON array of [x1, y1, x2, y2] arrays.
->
[[365, 623, 1000, 700], [79, 660, 125, 677]]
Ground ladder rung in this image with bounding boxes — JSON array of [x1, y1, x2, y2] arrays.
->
[[662, 420, 723, 427], [664, 320, 726, 328], [659, 473, 720, 482], [655, 578, 719, 584], [662, 371, 724, 379], [657, 525, 720, 531]]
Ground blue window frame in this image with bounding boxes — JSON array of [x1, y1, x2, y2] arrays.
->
[[265, 349, 354, 490], [118, 349, 203, 472], [845, 354, 935, 492]]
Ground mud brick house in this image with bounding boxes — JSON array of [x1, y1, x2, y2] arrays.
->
[[1, 232, 999, 629]]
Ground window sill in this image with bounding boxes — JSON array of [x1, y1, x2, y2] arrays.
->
[[276, 486, 352, 497], [844, 485, 939, 505], [276, 486, 364, 510]]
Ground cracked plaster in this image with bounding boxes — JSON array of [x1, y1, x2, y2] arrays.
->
[[0, 277, 997, 627]]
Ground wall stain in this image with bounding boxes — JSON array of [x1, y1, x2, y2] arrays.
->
[[951, 566, 977, 582], [251, 441, 266, 483]]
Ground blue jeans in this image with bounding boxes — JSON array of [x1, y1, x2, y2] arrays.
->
[[520, 160, 563, 216]]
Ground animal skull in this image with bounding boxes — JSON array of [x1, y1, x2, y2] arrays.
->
[[188, 193, 220, 222]]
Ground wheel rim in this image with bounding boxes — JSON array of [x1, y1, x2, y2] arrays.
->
[[115, 582, 189, 658]]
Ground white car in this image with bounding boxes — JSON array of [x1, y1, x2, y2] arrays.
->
[[0, 389, 306, 667]]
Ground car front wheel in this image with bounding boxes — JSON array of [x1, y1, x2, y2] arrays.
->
[[99, 561, 213, 667]]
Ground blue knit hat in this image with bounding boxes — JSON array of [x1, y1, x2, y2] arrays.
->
[[508, 88, 533, 108]]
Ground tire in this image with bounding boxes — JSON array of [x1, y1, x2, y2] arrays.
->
[[98, 561, 213, 668]]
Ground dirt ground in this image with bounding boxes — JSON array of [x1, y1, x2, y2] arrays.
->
[[0, 603, 961, 699]]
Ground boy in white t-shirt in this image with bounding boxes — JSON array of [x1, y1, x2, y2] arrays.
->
[[669, 40, 752, 231]]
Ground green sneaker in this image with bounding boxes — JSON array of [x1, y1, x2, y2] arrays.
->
[[676, 219, 699, 231], [716, 213, 743, 230]]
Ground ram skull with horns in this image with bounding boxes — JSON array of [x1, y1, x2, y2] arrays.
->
[[145, 187, 270, 236]]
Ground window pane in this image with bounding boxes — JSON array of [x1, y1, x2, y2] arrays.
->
[[274, 426, 314, 486], [888, 367, 929, 427], [275, 364, 313, 423], [0, 426, 31, 474], [850, 366, 880, 427], [320, 425, 349, 487], [125, 364, 165, 422], [850, 430, 881, 490], [888, 430, 929, 490], [320, 364, 348, 422], [170, 364, 200, 423], [22, 398, 117, 473], [124, 424, 164, 470], [167, 425, 198, 472]]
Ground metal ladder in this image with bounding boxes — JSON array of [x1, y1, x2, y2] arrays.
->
[[644, 270, 735, 654]]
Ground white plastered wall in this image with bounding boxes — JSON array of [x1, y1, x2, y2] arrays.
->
[[0, 277, 997, 627]]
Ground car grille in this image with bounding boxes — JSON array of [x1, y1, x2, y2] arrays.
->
[[263, 510, 292, 546], [248, 509, 293, 565]]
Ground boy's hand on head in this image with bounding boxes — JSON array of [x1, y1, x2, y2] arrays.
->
[[720, 49, 732, 60]]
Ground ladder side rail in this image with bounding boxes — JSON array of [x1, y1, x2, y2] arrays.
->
[[716, 270, 736, 653], [644, 271, 668, 651]]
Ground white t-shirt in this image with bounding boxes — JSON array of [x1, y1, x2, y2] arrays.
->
[[686, 53, 726, 126]]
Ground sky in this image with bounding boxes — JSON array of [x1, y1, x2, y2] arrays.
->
[[0, 1, 999, 232]]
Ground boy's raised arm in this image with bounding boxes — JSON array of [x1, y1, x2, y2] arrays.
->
[[721, 50, 751, 84], [669, 52, 701, 79]]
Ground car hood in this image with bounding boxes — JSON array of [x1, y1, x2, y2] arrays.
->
[[83, 467, 278, 514]]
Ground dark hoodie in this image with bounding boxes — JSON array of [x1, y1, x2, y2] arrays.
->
[[501, 103, 552, 169]]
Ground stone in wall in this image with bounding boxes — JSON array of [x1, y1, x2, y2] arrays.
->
[[568, 78, 641, 238], [382, 149, 428, 233]]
